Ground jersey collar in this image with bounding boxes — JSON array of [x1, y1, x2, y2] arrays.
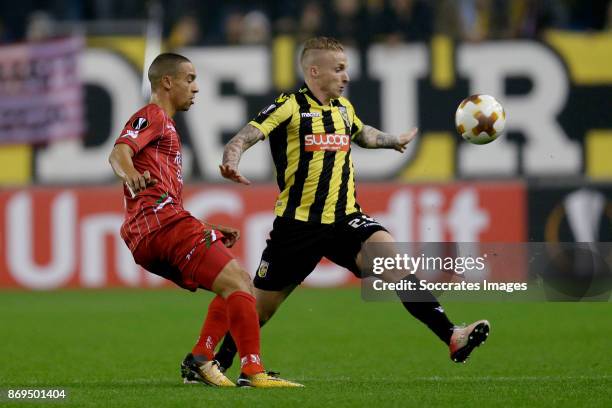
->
[[299, 83, 337, 107], [148, 102, 176, 124]]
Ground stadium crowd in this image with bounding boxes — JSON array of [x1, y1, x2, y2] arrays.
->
[[1, 0, 611, 45]]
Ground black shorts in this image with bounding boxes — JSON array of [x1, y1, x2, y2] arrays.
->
[[253, 212, 387, 291]]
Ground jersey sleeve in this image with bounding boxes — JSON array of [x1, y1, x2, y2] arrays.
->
[[114, 109, 164, 154], [248, 94, 294, 138], [350, 113, 364, 139], [347, 101, 364, 139]]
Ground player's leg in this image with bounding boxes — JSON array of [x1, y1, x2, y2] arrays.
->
[[356, 229, 490, 363], [181, 243, 301, 387], [214, 284, 297, 371], [330, 213, 490, 363], [210, 258, 262, 371], [190, 294, 229, 361], [131, 222, 238, 387], [179, 241, 247, 387], [187, 239, 251, 363], [170, 218, 300, 387], [181, 295, 234, 386], [215, 216, 322, 373], [181, 265, 255, 386], [211, 260, 302, 387], [356, 230, 457, 343]]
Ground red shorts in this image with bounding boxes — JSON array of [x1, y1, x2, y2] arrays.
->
[[131, 215, 234, 291]]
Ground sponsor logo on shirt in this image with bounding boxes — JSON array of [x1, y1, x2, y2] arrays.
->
[[304, 133, 350, 152], [300, 112, 321, 118]]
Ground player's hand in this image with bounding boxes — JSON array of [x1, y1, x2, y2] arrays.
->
[[213, 224, 241, 248], [219, 164, 251, 185], [393, 128, 418, 153], [124, 170, 158, 196]]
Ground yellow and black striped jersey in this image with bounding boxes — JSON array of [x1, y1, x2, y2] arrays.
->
[[249, 84, 364, 224]]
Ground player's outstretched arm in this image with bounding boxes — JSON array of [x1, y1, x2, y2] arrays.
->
[[219, 124, 264, 185], [109, 144, 158, 196], [353, 125, 418, 153]]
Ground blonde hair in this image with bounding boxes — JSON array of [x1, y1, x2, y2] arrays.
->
[[300, 37, 344, 65]]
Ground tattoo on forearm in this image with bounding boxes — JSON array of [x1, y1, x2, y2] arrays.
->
[[222, 124, 264, 166], [355, 125, 399, 149], [375, 132, 399, 148]]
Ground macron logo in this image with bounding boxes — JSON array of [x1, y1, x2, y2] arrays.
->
[[301, 112, 321, 118]]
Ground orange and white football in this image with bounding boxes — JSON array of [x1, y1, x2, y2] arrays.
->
[[455, 94, 506, 144]]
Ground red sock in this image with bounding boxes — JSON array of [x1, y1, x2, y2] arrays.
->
[[192, 295, 228, 360], [226, 291, 264, 375]]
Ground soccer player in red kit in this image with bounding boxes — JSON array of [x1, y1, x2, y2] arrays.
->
[[108, 53, 301, 388]]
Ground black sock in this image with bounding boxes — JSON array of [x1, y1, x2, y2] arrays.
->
[[214, 333, 237, 370], [396, 275, 455, 345]]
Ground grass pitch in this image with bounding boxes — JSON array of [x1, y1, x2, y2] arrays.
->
[[1, 288, 611, 407]]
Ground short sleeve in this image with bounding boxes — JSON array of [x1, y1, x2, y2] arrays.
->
[[350, 111, 364, 139], [249, 94, 294, 139], [114, 109, 164, 154]]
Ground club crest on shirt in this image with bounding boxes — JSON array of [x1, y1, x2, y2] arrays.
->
[[257, 260, 269, 278], [338, 106, 351, 130], [131, 117, 149, 130]]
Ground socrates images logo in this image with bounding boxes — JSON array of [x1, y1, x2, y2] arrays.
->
[[257, 260, 269, 278]]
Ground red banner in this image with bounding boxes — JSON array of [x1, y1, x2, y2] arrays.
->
[[0, 182, 525, 289]]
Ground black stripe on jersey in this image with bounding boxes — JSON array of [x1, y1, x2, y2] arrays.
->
[[335, 99, 352, 219], [283, 92, 313, 219], [252, 93, 289, 124], [269, 115, 292, 191], [308, 109, 337, 223], [335, 150, 351, 219]]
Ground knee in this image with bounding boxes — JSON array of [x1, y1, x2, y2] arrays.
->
[[214, 262, 254, 298], [225, 270, 253, 296]]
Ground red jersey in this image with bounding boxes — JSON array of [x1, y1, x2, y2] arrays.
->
[[114, 103, 188, 251]]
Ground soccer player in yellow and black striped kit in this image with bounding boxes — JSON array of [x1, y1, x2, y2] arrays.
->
[[216, 37, 490, 373]]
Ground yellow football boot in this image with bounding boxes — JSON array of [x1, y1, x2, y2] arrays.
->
[[181, 353, 235, 387], [237, 371, 304, 388]]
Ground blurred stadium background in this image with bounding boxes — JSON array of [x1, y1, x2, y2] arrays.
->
[[1, 0, 611, 289], [1, 1, 611, 406]]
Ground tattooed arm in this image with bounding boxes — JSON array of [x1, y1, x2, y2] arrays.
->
[[353, 125, 418, 153], [219, 123, 265, 185]]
